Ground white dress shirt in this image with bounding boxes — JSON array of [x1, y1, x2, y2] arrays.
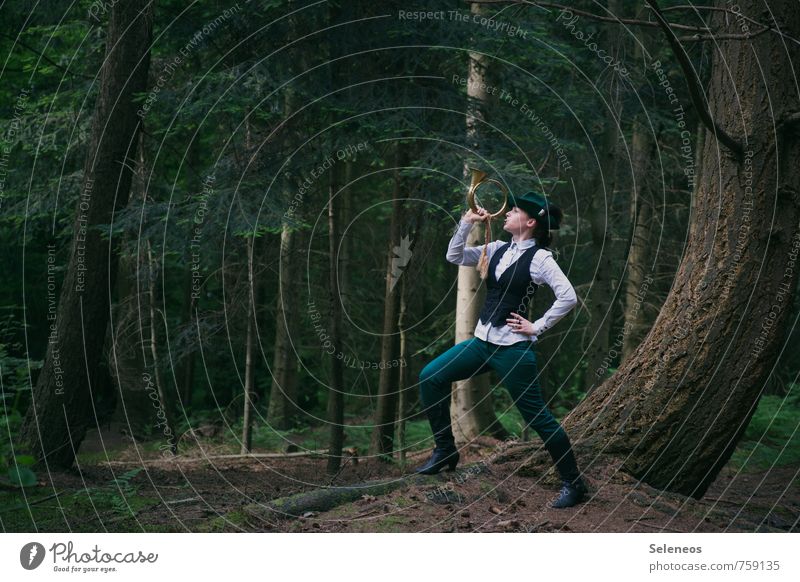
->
[[446, 219, 577, 345]]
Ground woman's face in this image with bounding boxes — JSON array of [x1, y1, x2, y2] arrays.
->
[[503, 206, 536, 235]]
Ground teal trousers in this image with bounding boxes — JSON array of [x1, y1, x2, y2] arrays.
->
[[419, 337, 567, 448]]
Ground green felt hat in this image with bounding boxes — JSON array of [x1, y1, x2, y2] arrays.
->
[[508, 190, 562, 230]]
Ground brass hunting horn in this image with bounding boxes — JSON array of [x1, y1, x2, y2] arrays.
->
[[467, 168, 508, 218], [466, 168, 508, 280]]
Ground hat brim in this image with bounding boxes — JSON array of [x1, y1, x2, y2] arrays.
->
[[508, 193, 561, 229], [508, 194, 544, 217]]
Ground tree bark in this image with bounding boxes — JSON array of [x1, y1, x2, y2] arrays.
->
[[370, 147, 406, 457], [561, 0, 800, 498], [20, 0, 154, 468], [267, 223, 301, 430], [241, 236, 256, 454], [452, 2, 509, 443], [147, 243, 177, 456], [326, 163, 345, 474], [108, 133, 153, 436], [622, 118, 656, 361], [581, 0, 623, 394], [395, 274, 409, 465], [622, 7, 660, 363]]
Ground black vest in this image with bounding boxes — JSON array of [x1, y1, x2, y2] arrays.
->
[[478, 242, 542, 327]]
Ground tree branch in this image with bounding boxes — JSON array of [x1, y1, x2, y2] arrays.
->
[[464, 0, 712, 32], [0, 32, 95, 81], [645, 0, 743, 159], [467, 1, 799, 44]]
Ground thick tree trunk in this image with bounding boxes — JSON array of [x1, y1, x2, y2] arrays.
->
[[108, 133, 152, 436], [562, 0, 800, 498], [20, 0, 154, 468], [622, 119, 656, 361], [452, 2, 508, 443]]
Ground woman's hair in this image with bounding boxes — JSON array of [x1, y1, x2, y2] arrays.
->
[[530, 206, 562, 248]]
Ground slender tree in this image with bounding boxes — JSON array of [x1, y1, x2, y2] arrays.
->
[[370, 147, 407, 457], [452, 2, 509, 443], [581, 0, 625, 394], [326, 163, 346, 474]]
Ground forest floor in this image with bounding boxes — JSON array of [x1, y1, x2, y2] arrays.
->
[[2, 432, 798, 533]]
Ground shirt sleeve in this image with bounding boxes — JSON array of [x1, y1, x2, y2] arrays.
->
[[528, 252, 578, 337], [446, 218, 500, 266]]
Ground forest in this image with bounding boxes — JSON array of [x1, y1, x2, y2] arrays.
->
[[0, 0, 798, 533]]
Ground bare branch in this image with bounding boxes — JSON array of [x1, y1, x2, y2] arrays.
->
[[465, 0, 712, 32], [645, 0, 743, 158], [0, 32, 95, 80], [467, 1, 800, 45], [677, 29, 772, 42]]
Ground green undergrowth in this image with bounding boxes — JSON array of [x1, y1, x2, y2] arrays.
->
[[729, 383, 800, 472], [0, 468, 164, 532]]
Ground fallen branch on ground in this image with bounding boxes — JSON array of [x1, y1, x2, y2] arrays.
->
[[243, 463, 491, 522]]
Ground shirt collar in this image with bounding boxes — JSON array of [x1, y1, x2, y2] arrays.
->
[[509, 237, 538, 250]]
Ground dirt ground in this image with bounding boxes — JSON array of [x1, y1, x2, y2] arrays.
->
[[10, 437, 798, 533]]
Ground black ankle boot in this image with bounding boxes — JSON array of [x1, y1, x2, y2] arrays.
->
[[415, 446, 460, 474], [544, 430, 587, 508], [416, 401, 459, 474], [551, 477, 587, 508]]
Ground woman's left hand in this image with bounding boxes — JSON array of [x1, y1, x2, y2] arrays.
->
[[507, 312, 536, 336]]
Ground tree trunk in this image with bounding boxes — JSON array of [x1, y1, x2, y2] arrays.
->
[[621, 119, 656, 361], [20, 0, 154, 468], [241, 237, 256, 454], [452, 2, 509, 444], [108, 133, 153, 437], [180, 273, 197, 408], [621, 7, 660, 363], [370, 148, 406, 457], [581, 0, 623, 394], [179, 144, 203, 408], [267, 223, 301, 430], [147, 243, 177, 456], [326, 163, 345, 474], [267, 76, 302, 431], [395, 274, 409, 465], [562, 0, 800, 498]]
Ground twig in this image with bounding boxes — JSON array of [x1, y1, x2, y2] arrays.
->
[[633, 521, 686, 532], [165, 497, 201, 505], [101, 448, 359, 466]]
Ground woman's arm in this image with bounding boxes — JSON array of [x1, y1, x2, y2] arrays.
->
[[445, 207, 495, 267], [529, 253, 578, 336]]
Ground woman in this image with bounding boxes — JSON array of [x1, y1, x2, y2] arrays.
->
[[414, 190, 587, 509]]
